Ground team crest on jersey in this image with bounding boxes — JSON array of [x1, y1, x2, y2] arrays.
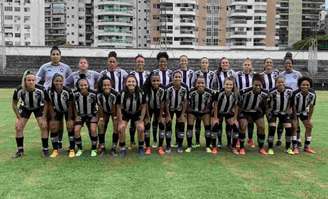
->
[[60, 68, 64, 73]]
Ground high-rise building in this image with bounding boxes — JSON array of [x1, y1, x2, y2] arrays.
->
[[135, 0, 150, 48], [45, 0, 66, 46], [2, 0, 45, 46]]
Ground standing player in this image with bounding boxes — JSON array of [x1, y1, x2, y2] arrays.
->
[[267, 76, 294, 155], [12, 70, 49, 158], [235, 58, 256, 148], [186, 75, 213, 153], [73, 77, 98, 157], [47, 73, 75, 158], [177, 55, 194, 89], [153, 52, 172, 87], [212, 77, 240, 155], [165, 71, 188, 153], [65, 57, 101, 90], [97, 75, 122, 156], [118, 75, 147, 157], [291, 77, 316, 154], [238, 74, 269, 155]]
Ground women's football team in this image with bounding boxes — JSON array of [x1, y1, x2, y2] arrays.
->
[[12, 47, 317, 158]]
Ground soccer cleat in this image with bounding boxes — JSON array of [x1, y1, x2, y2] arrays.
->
[[304, 147, 316, 154], [50, 149, 59, 158], [286, 148, 295, 155], [236, 140, 240, 149], [293, 147, 300, 155], [171, 143, 178, 148], [144, 147, 151, 155], [165, 147, 172, 154], [259, 148, 268, 155], [211, 147, 218, 155], [75, 149, 83, 157], [206, 147, 212, 153], [158, 147, 165, 156], [177, 147, 183, 154], [231, 148, 239, 155], [120, 148, 127, 157], [42, 149, 50, 158], [267, 148, 274, 155], [247, 139, 256, 148], [109, 147, 118, 156], [275, 140, 282, 147], [90, 150, 97, 157], [138, 147, 144, 156], [193, 143, 201, 148], [152, 142, 158, 149], [12, 150, 24, 159], [185, 147, 192, 153], [239, 148, 246, 155], [68, 149, 75, 158]]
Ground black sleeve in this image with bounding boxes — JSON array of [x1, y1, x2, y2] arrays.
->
[[13, 89, 18, 101]]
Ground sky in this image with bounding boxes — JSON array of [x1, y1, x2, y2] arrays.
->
[[326, 0, 328, 10]]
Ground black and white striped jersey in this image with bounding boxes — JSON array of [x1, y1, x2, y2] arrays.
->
[[145, 86, 165, 110], [64, 70, 101, 90], [47, 87, 73, 113], [211, 69, 236, 91], [215, 89, 239, 114], [261, 70, 279, 91], [73, 90, 97, 117], [235, 71, 253, 91], [97, 89, 120, 114], [177, 68, 194, 90], [120, 91, 146, 114], [130, 70, 151, 88], [291, 89, 316, 115], [188, 88, 213, 113], [165, 84, 188, 112], [13, 85, 49, 110], [100, 68, 128, 92], [239, 87, 269, 113], [192, 70, 215, 89], [152, 69, 172, 87], [269, 87, 293, 115]]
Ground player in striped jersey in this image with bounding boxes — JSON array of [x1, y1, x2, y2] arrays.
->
[[36, 46, 72, 90], [185, 75, 213, 153], [97, 75, 122, 157], [291, 77, 316, 154], [267, 76, 294, 155], [129, 54, 150, 149], [235, 58, 256, 148], [165, 71, 188, 153], [143, 72, 166, 155], [73, 78, 98, 157], [177, 55, 194, 90], [47, 73, 75, 158], [211, 57, 236, 148], [65, 57, 101, 90], [238, 74, 270, 155], [153, 52, 172, 87], [12, 70, 50, 158], [118, 75, 147, 157], [100, 51, 129, 92], [212, 77, 240, 155], [191, 57, 215, 148]]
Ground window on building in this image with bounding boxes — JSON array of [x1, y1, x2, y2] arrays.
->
[[5, 7, 13, 11], [5, 15, 13, 20], [24, 7, 30, 12], [15, 33, 21, 37], [14, 7, 20, 11]]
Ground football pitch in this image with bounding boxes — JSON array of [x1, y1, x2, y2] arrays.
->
[[0, 89, 327, 199]]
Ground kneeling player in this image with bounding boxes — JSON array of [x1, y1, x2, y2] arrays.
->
[[238, 74, 269, 155], [291, 77, 316, 154], [267, 76, 294, 155]]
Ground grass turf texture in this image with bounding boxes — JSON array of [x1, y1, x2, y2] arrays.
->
[[0, 89, 327, 199]]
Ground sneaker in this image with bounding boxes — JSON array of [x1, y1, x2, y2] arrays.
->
[[239, 148, 246, 155], [185, 147, 192, 153], [152, 142, 158, 149], [42, 150, 50, 158], [293, 147, 300, 155], [109, 147, 118, 156], [68, 149, 75, 158], [158, 147, 165, 156], [138, 147, 144, 156], [211, 147, 218, 154], [259, 148, 268, 155], [304, 147, 316, 154], [267, 148, 274, 155], [50, 149, 59, 158], [247, 139, 256, 148], [286, 148, 295, 155], [76, 149, 83, 157], [120, 148, 127, 157], [90, 150, 97, 157], [206, 147, 212, 153], [165, 147, 171, 154], [275, 140, 282, 147], [145, 147, 152, 155], [177, 147, 183, 154], [193, 143, 201, 148], [231, 148, 239, 155], [12, 150, 24, 159]]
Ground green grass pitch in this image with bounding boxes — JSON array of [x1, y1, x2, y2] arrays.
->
[[0, 89, 327, 199]]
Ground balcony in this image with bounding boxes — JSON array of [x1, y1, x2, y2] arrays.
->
[[96, 0, 133, 7]]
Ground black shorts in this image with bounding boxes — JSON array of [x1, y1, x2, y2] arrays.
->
[[149, 108, 160, 120], [19, 107, 43, 119], [268, 113, 291, 124], [52, 111, 69, 121], [122, 111, 141, 122], [75, 115, 98, 126], [238, 111, 264, 122], [190, 111, 209, 119], [170, 111, 182, 119], [218, 112, 234, 121], [296, 113, 310, 121]]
